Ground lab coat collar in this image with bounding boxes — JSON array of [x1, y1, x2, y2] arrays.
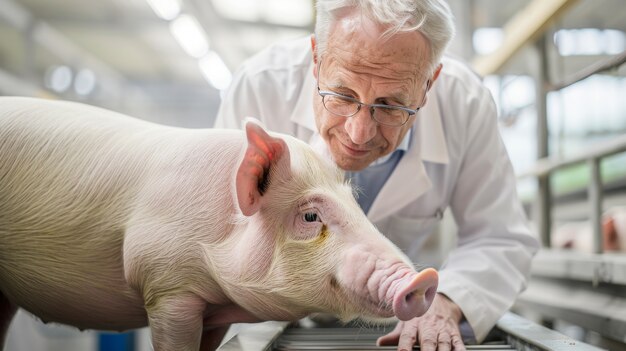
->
[[415, 89, 449, 165], [289, 62, 317, 131], [367, 91, 450, 222]]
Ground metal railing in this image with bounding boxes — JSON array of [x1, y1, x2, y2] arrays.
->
[[518, 133, 626, 253], [217, 313, 607, 350], [518, 50, 626, 253]]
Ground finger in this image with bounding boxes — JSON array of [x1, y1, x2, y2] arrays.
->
[[397, 321, 419, 351], [417, 328, 438, 351], [437, 332, 452, 351], [376, 321, 403, 346], [451, 334, 466, 351]]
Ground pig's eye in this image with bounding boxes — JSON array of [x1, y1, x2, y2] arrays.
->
[[303, 212, 320, 222]]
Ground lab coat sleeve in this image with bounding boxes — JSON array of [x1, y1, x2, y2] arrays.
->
[[437, 85, 540, 342], [213, 64, 264, 129]]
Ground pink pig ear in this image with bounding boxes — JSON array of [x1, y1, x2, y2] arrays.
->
[[236, 120, 288, 216]]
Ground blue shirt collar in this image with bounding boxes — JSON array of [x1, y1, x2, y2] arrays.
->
[[369, 128, 412, 166]]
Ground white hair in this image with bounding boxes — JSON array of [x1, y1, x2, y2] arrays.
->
[[314, 0, 456, 76]]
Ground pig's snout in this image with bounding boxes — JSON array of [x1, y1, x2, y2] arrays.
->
[[392, 268, 438, 321]]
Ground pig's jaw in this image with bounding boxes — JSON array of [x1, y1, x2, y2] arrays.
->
[[202, 304, 263, 327]]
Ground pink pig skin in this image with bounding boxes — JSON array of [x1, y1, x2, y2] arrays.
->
[[0, 97, 438, 351]]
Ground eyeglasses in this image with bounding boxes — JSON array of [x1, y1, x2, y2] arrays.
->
[[316, 61, 430, 127]]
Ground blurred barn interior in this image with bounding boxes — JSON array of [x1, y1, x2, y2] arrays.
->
[[1, 0, 625, 350]]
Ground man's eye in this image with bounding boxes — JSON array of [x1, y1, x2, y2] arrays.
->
[[304, 212, 319, 222]]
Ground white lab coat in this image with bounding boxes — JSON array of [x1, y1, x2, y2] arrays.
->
[[214, 37, 539, 342]]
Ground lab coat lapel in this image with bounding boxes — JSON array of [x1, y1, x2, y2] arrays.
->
[[367, 142, 432, 223], [367, 92, 449, 223]]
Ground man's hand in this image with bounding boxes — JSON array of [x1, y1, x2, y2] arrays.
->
[[377, 293, 466, 351]]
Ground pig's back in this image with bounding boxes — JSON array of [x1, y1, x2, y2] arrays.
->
[[0, 97, 240, 330]]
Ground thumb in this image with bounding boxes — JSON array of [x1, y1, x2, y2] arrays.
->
[[376, 322, 403, 346]]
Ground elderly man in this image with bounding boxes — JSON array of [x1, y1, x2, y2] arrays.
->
[[214, 0, 539, 350]]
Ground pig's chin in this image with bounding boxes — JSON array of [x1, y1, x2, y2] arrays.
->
[[329, 276, 396, 321], [354, 297, 396, 320]]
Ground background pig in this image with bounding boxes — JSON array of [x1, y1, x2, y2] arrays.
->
[[0, 97, 438, 351], [551, 207, 626, 252]]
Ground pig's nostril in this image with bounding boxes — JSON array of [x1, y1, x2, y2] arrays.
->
[[425, 286, 436, 302]]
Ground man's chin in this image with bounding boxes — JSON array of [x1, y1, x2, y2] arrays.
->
[[334, 156, 372, 172], [329, 144, 377, 171]]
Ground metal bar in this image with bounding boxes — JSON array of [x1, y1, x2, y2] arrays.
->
[[535, 35, 552, 247], [515, 280, 626, 344], [537, 176, 552, 247], [549, 51, 626, 92], [517, 134, 626, 179], [218, 313, 609, 350], [218, 321, 289, 351], [273, 327, 513, 350], [471, 0, 579, 76], [529, 249, 626, 284], [588, 158, 603, 254], [273, 346, 513, 350], [496, 313, 608, 350]]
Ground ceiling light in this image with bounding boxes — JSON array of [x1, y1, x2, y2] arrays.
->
[[473, 27, 504, 55], [145, 0, 181, 21], [199, 51, 232, 90], [170, 15, 210, 58], [45, 65, 73, 93], [74, 69, 97, 96]]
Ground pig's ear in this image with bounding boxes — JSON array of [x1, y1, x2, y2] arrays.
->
[[236, 120, 289, 216]]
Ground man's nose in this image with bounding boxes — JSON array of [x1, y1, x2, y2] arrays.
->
[[344, 107, 377, 145]]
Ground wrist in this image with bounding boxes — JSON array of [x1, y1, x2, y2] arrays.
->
[[436, 292, 464, 323]]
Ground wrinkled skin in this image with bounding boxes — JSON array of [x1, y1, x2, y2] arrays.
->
[[0, 97, 438, 351]]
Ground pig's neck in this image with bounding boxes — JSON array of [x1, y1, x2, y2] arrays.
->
[[201, 220, 305, 322]]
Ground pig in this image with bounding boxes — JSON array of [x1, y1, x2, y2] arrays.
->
[[0, 97, 438, 351], [551, 207, 626, 252]]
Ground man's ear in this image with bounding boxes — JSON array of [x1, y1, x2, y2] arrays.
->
[[235, 120, 289, 216], [430, 63, 443, 88], [419, 64, 442, 106], [311, 34, 319, 78]]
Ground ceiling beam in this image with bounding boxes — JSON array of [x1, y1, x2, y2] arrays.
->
[[471, 0, 579, 76]]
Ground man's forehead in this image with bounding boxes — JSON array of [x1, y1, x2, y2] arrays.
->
[[322, 48, 427, 87], [327, 14, 431, 75]]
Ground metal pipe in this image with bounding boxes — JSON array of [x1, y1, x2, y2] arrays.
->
[[535, 35, 552, 248], [549, 51, 626, 92], [517, 134, 626, 179], [588, 158, 603, 254]]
